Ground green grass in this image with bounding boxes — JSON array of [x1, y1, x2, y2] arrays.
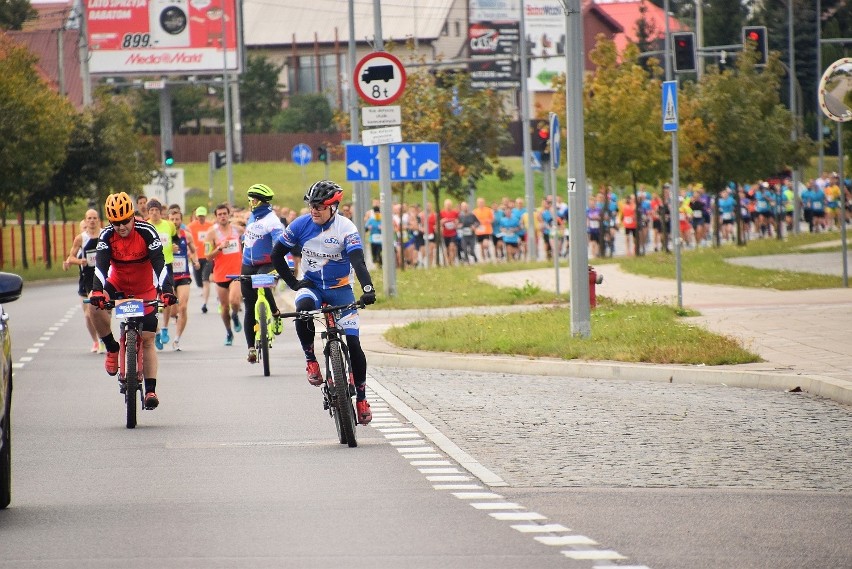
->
[[385, 298, 759, 365]]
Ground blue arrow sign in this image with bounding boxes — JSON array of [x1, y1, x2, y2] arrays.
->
[[662, 81, 678, 132], [291, 143, 312, 165], [390, 143, 440, 182], [346, 142, 441, 182], [345, 144, 380, 181], [549, 112, 560, 170]]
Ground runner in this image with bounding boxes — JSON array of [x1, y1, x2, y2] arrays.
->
[[168, 208, 200, 351], [146, 199, 178, 350], [206, 203, 243, 346], [63, 209, 103, 353], [187, 206, 214, 313]]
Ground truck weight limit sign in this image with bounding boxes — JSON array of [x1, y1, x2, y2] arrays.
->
[[354, 52, 407, 106]]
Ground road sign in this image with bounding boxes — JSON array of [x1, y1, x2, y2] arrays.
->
[[549, 112, 561, 170], [391, 143, 440, 182], [291, 143, 312, 165], [362, 126, 403, 146], [362, 106, 401, 127], [662, 81, 678, 132], [346, 143, 441, 182], [354, 52, 407, 106], [143, 80, 165, 90]]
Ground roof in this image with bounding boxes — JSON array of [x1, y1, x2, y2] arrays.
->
[[593, 0, 687, 53], [243, 0, 455, 46]]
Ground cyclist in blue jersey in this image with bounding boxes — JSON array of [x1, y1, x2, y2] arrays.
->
[[241, 184, 286, 364], [270, 180, 376, 425]]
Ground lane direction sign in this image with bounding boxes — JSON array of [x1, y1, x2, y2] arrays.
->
[[662, 81, 678, 132], [345, 142, 441, 182]]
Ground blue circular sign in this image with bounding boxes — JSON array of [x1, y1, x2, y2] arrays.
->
[[291, 143, 312, 165]]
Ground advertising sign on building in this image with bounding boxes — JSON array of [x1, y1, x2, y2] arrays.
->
[[85, 0, 240, 75], [524, 1, 567, 92], [468, 1, 521, 90]]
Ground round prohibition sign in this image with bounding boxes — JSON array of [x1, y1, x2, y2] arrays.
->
[[354, 52, 407, 106]]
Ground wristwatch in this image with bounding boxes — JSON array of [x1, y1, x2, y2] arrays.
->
[[363, 285, 374, 293]]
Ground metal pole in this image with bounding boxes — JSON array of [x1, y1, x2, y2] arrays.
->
[[817, 0, 824, 176], [839, 123, 848, 287], [77, 0, 92, 106], [422, 181, 429, 269], [788, 0, 800, 236], [665, 0, 683, 309], [222, 11, 235, 206], [519, 3, 537, 261], [348, 0, 366, 238], [551, 164, 559, 295], [695, 0, 703, 81], [562, 0, 591, 337], [373, 0, 396, 297], [208, 152, 215, 209]]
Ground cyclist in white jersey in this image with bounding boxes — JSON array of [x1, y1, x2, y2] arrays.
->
[[270, 180, 376, 425]]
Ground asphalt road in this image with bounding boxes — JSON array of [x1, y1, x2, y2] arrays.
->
[[2, 281, 850, 569]]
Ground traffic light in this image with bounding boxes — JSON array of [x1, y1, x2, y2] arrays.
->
[[672, 32, 696, 73], [742, 26, 768, 66], [213, 151, 227, 170], [164, 149, 175, 167], [535, 123, 550, 161], [317, 145, 328, 164]]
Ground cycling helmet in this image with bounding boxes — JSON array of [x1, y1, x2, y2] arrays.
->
[[304, 180, 343, 207], [105, 192, 134, 222], [247, 183, 275, 202]]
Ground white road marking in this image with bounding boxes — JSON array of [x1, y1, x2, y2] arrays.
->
[[433, 484, 482, 490], [535, 535, 598, 546], [451, 492, 503, 500], [411, 460, 452, 466], [491, 512, 547, 521], [562, 550, 627, 561], [426, 475, 471, 482], [418, 467, 462, 474], [511, 524, 571, 533], [470, 502, 522, 510]]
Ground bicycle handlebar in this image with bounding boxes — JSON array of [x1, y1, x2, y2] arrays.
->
[[278, 301, 365, 320], [83, 298, 161, 310]]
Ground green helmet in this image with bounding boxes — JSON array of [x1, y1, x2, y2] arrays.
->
[[247, 183, 274, 202]]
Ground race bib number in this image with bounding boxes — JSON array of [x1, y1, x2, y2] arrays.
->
[[443, 221, 456, 231], [460, 227, 473, 237], [589, 220, 600, 229], [85, 250, 97, 267], [693, 210, 703, 219], [114, 299, 144, 319], [221, 239, 239, 255], [158, 232, 170, 246], [624, 215, 634, 225], [172, 256, 187, 273], [722, 212, 733, 220], [370, 233, 382, 244]]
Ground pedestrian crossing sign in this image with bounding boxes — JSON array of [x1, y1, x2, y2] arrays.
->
[[662, 81, 678, 132]]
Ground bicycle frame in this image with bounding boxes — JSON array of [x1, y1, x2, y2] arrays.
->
[[227, 273, 277, 376]]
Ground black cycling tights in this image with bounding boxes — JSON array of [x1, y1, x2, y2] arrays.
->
[[294, 296, 367, 389]]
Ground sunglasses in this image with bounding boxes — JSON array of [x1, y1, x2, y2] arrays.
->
[[111, 217, 133, 227], [310, 203, 330, 212]]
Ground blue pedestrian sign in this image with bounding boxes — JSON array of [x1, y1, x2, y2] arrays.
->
[[662, 81, 678, 132], [549, 112, 560, 170], [345, 142, 441, 182], [291, 143, 312, 165]]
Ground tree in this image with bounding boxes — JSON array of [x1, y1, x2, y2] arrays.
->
[[555, 37, 670, 255], [0, 35, 73, 267], [240, 54, 285, 133], [272, 93, 334, 133], [684, 45, 814, 245], [0, 0, 36, 31], [131, 83, 214, 135]]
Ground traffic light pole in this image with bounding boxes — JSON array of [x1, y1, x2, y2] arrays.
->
[[518, 7, 537, 262], [664, 0, 683, 309]]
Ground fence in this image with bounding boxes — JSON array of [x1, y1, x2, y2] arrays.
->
[[0, 222, 80, 270]]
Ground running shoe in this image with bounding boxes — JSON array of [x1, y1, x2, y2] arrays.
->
[[104, 350, 119, 376], [201, 303, 208, 314], [173, 339, 181, 352], [306, 360, 323, 386], [225, 330, 234, 346], [90, 341, 99, 353], [160, 329, 170, 345], [356, 400, 372, 425], [271, 315, 283, 336], [232, 313, 242, 333], [144, 392, 159, 410], [98, 340, 106, 354], [247, 347, 258, 364], [154, 331, 164, 350]]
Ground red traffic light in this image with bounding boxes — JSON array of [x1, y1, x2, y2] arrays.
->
[[746, 31, 760, 42], [538, 127, 549, 140]]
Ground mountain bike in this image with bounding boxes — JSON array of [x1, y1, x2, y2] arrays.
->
[[227, 273, 278, 376], [279, 300, 365, 448], [87, 297, 161, 429]]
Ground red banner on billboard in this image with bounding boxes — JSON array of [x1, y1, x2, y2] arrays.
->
[[85, 0, 240, 75]]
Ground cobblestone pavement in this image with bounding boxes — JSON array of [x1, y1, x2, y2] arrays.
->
[[370, 366, 852, 492]]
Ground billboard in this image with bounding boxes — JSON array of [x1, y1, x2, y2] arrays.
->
[[524, 1, 566, 92], [468, 0, 521, 90], [85, 0, 240, 75]]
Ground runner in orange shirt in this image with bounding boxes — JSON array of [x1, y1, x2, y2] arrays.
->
[[187, 206, 214, 313], [473, 197, 495, 262], [206, 203, 244, 346]]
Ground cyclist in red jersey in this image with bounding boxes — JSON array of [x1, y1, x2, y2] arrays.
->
[[89, 192, 177, 410]]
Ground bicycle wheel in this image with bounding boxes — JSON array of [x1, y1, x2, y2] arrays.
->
[[124, 328, 138, 429], [257, 301, 270, 377], [329, 340, 357, 447]]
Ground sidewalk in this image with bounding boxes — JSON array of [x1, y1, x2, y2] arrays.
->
[[357, 252, 852, 407]]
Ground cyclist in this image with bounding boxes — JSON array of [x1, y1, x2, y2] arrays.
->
[[270, 180, 377, 425], [239, 184, 285, 363], [63, 209, 102, 353], [89, 192, 177, 410]]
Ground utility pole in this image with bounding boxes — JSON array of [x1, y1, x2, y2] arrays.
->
[[665, 0, 683, 309], [519, 5, 537, 262], [788, 0, 800, 234]]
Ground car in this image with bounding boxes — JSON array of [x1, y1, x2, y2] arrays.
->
[[0, 272, 23, 509]]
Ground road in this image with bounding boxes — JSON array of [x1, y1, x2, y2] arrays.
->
[[2, 282, 850, 569]]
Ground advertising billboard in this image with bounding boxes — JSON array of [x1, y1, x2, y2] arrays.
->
[[468, 0, 521, 90], [524, 0, 566, 92], [85, 0, 240, 75]]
